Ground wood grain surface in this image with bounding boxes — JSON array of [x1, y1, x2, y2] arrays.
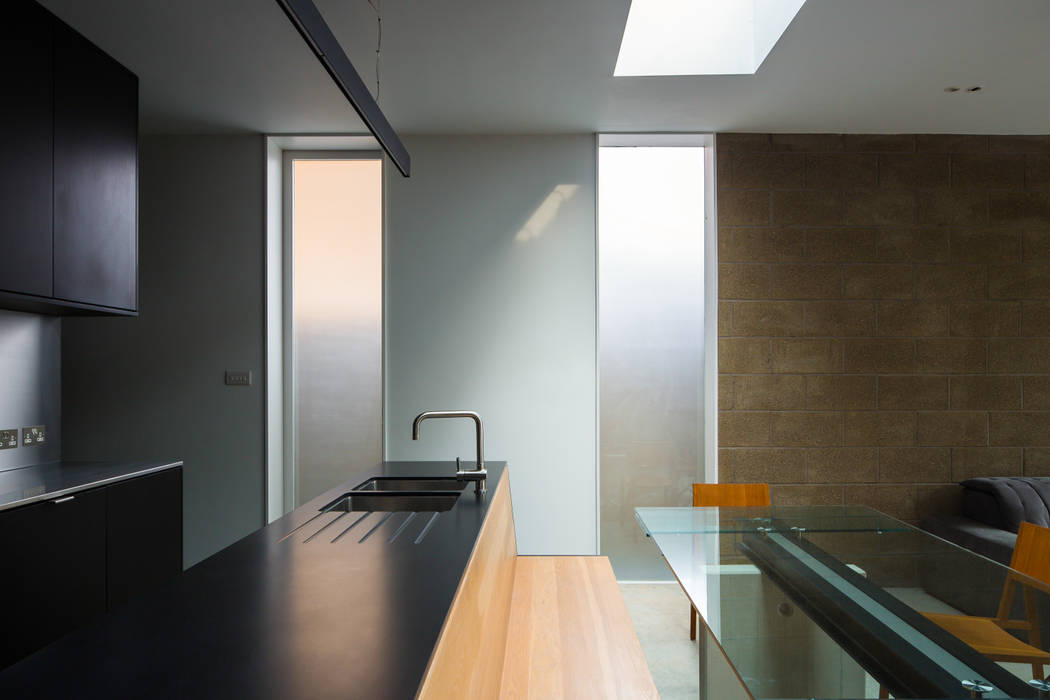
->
[[692, 483, 770, 507], [499, 556, 658, 699], [417, 472, 518, 699]]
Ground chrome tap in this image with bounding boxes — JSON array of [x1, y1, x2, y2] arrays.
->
[[412, 410, 487, 494]]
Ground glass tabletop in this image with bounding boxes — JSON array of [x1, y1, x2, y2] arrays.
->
[[635, 504, 914, 537], [635, 505, 1050, 699]]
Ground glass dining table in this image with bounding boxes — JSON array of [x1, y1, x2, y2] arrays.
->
[[635, 505, 1050, 699]]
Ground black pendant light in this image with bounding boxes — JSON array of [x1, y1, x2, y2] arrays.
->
[[276, 0, 411, 176]]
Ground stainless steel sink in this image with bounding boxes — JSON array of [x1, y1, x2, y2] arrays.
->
[[280, 482, 464, 546], [321, 491, 459, 513], [352, 477, 467, 492]]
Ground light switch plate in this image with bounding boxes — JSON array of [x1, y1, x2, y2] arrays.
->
[[0, 429, 17, 450], [21, 425, 45, 446], [225, 370, 252, 386]]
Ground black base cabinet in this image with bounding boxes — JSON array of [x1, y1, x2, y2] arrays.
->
[[0, 467, 181, 670], [0, 488, 106, 670], [106, 468, 182, 610]]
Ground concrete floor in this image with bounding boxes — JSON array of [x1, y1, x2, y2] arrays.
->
[[619, 582, 700, 700]]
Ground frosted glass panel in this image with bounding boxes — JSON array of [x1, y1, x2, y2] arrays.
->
[[599, 146, 705, 580], [293, 159, 382, 505]]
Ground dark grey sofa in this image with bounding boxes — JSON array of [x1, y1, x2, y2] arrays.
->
[[922, 476, 1050, 566], [919, 477, 1050, 633]]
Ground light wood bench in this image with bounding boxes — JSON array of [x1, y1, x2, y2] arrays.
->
[[500, 555, 658, 699], [417, 472, 658, 699]]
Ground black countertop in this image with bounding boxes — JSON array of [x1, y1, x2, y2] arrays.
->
[[0, 459, 184, 512], [0, 460, 507, 699]]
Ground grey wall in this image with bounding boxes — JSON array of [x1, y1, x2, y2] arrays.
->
[[60, 133, 597, 562], [62, 135, 266, 567], [0, 310, 61, 470], [384, 135, 597, 555]]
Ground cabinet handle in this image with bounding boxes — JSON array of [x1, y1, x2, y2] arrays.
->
[[52, 495, 75, 504]]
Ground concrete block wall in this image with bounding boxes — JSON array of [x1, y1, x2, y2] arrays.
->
[[717, 133, 1050, 521]]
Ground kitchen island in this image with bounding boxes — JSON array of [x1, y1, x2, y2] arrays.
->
[[0, 460, 508, 699]]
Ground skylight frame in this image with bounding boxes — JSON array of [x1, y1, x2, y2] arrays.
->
[[613, 0, 806, 77]]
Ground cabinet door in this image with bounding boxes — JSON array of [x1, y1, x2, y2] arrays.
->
[[106, 468, 183, 610], [53, 18, 138, 311], [0, 489, 107, 669], [0, 0, 53, 298]]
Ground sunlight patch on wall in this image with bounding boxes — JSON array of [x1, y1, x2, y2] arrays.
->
[[515, 184, 580, 243]]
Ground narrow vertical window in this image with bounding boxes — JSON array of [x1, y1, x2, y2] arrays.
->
[[290, 157, 383, 505], [598, 142, 705, 579]]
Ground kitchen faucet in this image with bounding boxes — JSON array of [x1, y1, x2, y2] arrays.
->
[[411, 410, 487, 495]]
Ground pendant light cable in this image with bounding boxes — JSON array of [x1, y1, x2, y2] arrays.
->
[[365, 0, 381, 101]]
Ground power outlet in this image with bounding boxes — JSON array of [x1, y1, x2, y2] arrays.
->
[[0, 429, 17, 450], [225, 370, 252, 386], [21, 425, 45, 446]]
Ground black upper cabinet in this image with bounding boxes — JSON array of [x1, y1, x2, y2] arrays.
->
[[0, 1, 138, 316], [0, 1, 53, 298], [53, 18, 138, 312]]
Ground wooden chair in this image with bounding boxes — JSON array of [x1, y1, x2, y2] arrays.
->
[[687, 483, 771, 641], [924, 521, 1050, 681], [692, 483, 771, 508]]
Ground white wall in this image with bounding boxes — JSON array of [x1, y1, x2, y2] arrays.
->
[[265, 138, 285, 521], [384, 135, 597, 555]]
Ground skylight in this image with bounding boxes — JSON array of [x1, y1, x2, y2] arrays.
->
[[614, 0, 806, 76]]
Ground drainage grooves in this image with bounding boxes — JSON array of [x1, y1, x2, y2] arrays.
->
[[303, 512, 347, 542], [277, 507, 338, 543], [331, 511, 373, 542], [284, 508, 444, 545], [387, 512, 417, 544], [414, 512, 441, 545], [358, 512, 394, 543]]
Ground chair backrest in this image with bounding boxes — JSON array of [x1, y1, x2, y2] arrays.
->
[[994, 521, 1050, 628], [692, 483, 770, 508], [1011, 521, 1050, 584]]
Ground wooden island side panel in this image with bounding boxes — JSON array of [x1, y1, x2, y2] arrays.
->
[[417, 472, 518, 699]]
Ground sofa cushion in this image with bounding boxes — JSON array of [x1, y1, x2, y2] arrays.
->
[[921, 514, 1017, 566], [961, 488, 1004, 531], [960, 477, 1050, 533]]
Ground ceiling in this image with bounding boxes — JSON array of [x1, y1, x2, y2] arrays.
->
[[37, 0, 1050, 135]]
